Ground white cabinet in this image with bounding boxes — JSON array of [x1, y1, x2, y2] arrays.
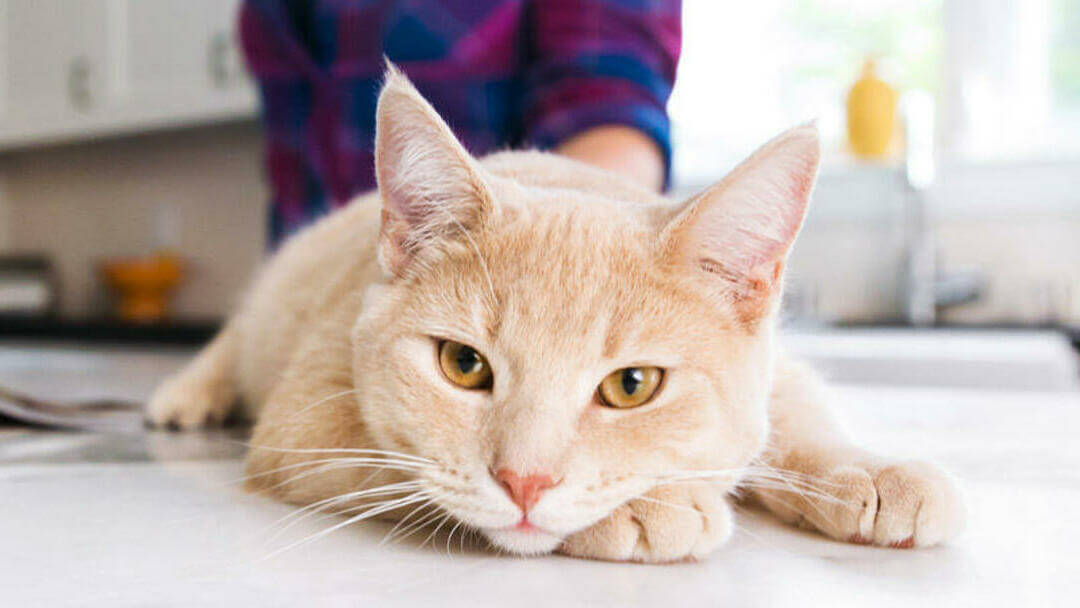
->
[[0, 1, 109, 119], [118, 0, 249, 108], [0, 0, 256, 151]]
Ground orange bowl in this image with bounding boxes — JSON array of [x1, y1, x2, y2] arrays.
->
[[99, 254, 184, 322]]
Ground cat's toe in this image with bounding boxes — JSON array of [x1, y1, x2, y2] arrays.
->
[[558, 505, 640, 561], [767, 460, 965, 549], [633, 484, 732, 561], [145, 376, 232, 430], [810, 465, 879, 542], [870, 461, 965, 548], [559, 483, 732, 563]]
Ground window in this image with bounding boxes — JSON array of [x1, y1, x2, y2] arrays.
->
[[669, 0, 1080, 188]]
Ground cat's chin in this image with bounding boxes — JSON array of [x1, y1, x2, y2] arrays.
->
[[482, 525, 564, 556]]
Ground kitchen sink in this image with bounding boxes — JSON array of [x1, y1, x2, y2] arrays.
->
[[784, 328, 1079, 391]]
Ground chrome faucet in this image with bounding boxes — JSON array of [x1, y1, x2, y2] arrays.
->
[[900, 91, 984, 326]]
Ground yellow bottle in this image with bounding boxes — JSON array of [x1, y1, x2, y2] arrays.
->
[[846, 59, 898, 159]]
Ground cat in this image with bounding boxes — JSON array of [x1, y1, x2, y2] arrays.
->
[[146, 66, 964, 562]]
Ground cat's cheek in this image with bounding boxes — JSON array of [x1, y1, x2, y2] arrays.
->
[[351, 283, 400, 345]]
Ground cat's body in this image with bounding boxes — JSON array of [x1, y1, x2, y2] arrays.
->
[[148, 68, 963, 562]]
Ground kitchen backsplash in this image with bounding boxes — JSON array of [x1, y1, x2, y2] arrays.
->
[[0, 123, 266, 319]]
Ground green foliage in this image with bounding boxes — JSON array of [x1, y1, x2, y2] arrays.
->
[[782, 0, 943, 93], [1052, 0, 1080, 104]]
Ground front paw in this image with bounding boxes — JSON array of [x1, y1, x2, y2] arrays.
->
[[759, 459, 965, 548], [145, 373, 233, 430], [559, 483, 733, 563]]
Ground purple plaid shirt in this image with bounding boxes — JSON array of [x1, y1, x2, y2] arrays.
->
[[240, 0, 682, 245]]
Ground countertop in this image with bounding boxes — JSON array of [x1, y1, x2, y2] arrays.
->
[[1, 340, 1078, 607]]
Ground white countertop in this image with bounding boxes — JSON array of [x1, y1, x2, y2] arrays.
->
[[1, 339, 1078, 607]]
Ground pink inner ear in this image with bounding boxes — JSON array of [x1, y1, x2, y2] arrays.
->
[[676, 125, 819, 308], [689, 173, 810, 278], [372, 68, 491, 275]]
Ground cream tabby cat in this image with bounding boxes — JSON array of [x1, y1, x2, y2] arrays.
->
[[147, 67, 964, 562]]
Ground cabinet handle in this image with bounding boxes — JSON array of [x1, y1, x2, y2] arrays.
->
[[68, 55, 92, 109], [209, 32, 230, 88]]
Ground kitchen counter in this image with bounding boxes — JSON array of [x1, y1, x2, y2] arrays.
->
[[1, 340, 1078, 607]]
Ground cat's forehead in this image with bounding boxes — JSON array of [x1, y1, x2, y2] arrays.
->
[[413, 198, 730, 362], [399, 158, 740, 358]]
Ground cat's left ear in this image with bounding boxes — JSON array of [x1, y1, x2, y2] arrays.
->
[[661, 124, 820, 325], [374, 64, 493, 276]]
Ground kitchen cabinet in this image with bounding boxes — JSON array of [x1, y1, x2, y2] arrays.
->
[[0, 0, 256, 151]]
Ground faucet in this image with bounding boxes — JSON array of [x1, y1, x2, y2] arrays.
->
[[900, 91, 985, 326]]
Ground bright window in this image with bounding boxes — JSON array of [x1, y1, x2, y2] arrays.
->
[[669, 0, 1080, 187]]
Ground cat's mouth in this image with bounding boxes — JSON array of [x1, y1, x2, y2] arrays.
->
[[511, 518, 540, 532], [492, 515, 556, 540], [483, 519, 564, 555]]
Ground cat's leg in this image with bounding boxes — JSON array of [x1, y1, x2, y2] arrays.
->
[[240, 326, 408, 512], [559, 482, 733, 563], [751, 356, 965, 548], [145, 324, 241, 429]]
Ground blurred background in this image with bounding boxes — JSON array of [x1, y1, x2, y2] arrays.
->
[[0, 0, 1076, 391], [673, 0, 1080, 330]]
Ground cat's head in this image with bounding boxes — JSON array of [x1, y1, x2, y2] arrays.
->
[[351, 67, 819, 555]]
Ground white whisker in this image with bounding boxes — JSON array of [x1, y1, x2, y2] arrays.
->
[[420, 512, 454, 549], [445, 519, 464, 557], [261, 492, 430, 561], [229, 456, 431, 487], [261, 481, 423, 542], [291, 388, 361, 417], [263, 461, 425, 493], [630, 495, 701, 515], [388, 507, 447, 546], [380, 498, 438, 545], [651, 465, 846, 509], [239, 443, 434, 464]]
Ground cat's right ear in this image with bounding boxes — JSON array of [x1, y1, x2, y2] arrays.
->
[[660, 124, 819, 326], [374, 64, 493, 277]]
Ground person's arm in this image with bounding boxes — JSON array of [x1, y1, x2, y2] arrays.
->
[[555, 125, 666, 192], [519, 0, 682, 192]]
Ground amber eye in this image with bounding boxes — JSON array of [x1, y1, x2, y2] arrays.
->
[[438, 341, 493, 390], [597, 367, 663, 409]]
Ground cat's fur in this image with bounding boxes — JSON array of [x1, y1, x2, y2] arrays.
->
[[147, 67, 964, 562]]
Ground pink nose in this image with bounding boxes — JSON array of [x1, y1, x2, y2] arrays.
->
[[494, 469, 556, 512]]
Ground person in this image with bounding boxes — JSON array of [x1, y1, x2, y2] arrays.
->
[[240, 0, 681, 246]]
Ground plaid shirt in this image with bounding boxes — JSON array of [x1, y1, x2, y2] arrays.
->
[[240, 0, 682, 244]]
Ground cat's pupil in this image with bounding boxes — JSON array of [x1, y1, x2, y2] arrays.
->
[[621, 368, 643, 395], [457, 347, 482, 375]]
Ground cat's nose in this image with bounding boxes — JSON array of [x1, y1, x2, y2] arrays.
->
[[494, 469, 557, 513]]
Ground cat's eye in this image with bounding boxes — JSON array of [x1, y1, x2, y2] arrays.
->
[[438, 340, 493, 390], [597, 367, 663, 409]]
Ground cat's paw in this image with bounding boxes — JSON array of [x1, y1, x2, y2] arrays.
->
[[144, 371, 234, 430], [558, 483, 733, 563], [761, 460, 965, 548]]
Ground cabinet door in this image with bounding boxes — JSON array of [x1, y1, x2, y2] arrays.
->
[[117, 0, 248, 104], [0, 0, 109, 122], [0, 0, 253, 150]]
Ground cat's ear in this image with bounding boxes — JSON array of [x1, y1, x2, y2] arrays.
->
[[661, 124, 819, 325], [374, 63, 493, 276]]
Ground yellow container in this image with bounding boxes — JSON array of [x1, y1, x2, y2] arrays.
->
[[846, 59, 898, 159]]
